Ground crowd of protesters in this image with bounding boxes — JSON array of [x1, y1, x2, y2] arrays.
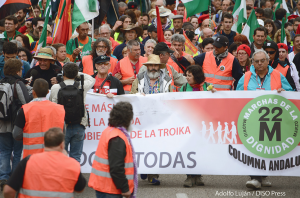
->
[[1, 0, 300, 197]]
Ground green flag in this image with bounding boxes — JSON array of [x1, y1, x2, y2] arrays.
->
[[231, 0, 247, 33], [182, 0, 210, 18], [281, 16, 287, 44], [241, 10, 260, 43]]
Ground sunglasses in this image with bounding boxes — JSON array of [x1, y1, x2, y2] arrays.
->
[[265, 50, 276, 55]]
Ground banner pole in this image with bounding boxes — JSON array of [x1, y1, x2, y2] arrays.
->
[[111, 0, 119, 20], [31, 6, 37, 18], [92, 18, 94, 41]]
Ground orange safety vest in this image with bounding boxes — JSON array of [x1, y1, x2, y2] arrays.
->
[[88, 127, 134, 194], [167, 58, 184, 74], [22, 100, 65, 159], [165, 64, 178, 92], [19, 151, 80, 198], [243, 70, 282, 90], [120, 56, 148, 91], [202, 51, 234, 90], [82, 55, 118, 75], [275, 63, 289, 77]]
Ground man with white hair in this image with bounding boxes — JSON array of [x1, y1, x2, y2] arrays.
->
[[144, 39, 157, 57], [200, 28, 214, 42], [99, 24, 119, 51], [118, 2, 127, 16]]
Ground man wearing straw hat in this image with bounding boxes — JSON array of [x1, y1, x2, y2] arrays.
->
[[25, 47, 61, 88], [131, 54, 172, 94]]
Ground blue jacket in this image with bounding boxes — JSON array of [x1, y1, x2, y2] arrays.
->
[[236, 65, 293, 91], [0, 55, 31, 79]]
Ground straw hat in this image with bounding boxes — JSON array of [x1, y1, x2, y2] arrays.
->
[[153, 7, 171, 17], [143, 54, 166, 69], [34, 48, 55, 60], [121, 24, 143, 37]]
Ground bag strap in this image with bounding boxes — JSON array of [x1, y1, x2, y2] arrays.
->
[[73, 81, 80, 88], [59, 81, 67, 89], [183, 83, 187, 92], [97, 74, 111, 93], [13, 79, 20, 100], [170, 53, 186, 73]]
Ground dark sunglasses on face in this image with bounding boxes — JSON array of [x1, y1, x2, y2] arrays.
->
[[265, 50, 276, 55]]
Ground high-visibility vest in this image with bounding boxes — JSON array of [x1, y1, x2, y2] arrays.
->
[[114, 32, 143, 44], [22, 100, 65, 159], [165, 64, 178, 92], [120, 56, 148, 91], [88, 127, 134, 194], [26, 34, 34, 44], [82, 55, 118, 75], [167, 58, 184, 74], [243, 70, 282, 90], [19, 151, 80, 198], [275, 63, 289, 77], [202, 51, 234, 90]]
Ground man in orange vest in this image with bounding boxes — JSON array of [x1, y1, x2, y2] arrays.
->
[[179, 35, 243, 90], [79, 38, 118, 76], [112, 40, 148, 93], [12, 78, 65, 159], [3, 127, 86, 198], [89, 102, 137, 198], [236, 50, 293, 91]]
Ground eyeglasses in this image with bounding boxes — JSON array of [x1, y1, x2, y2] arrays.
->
[[238, 52, 247, 56], [100, 32, 110, 35], [265, 50, 276, 55], [253, 58, 267, 64], [96, 46, 107, 49], [96, 62, 110, 66]]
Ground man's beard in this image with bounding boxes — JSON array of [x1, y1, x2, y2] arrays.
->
[[147, 70, 160, 79], [96, 50, 106, 56]]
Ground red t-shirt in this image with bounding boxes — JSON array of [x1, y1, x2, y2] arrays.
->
[[93, 76, 117, 95]]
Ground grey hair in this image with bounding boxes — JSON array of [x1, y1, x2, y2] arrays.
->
[[118, 2, 127, 8], [44, 46, 56, 55], [171, 34, 186, 44], [162, 0, 166, 6], [10, 40, 22, 48], [145, 39, 157, 47], [99, 24, 112, 33], [127, 40, 140, 51], [94, 37, 112, 56], [252, 50, 269, 62]]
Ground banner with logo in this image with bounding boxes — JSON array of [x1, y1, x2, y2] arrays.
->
[[80, 91, 300, 176]]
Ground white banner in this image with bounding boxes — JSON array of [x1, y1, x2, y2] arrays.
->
[[80, 91, 300, 176]]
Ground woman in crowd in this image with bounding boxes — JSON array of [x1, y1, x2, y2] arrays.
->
[[234, 34, 250, 45], [274, 29, 292, 51], [200, 38, 214, 53], [17, 47, 32, 64], [15, 34, 31, 51], [111, 15, 132, 44], [164, 29, 174, 43], [264, 19, 277, 41], [237, 44, 251, 73], [144, 39, 157, 58], [52, 43, 69, 67], [228, 42, 240, 58]]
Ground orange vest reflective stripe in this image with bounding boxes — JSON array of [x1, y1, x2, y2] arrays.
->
[[202, 51, 234, 90], [82, 55, 118, 75], [275, 63, 289, 77], [88, 127, 134, 194], [22, 100, 65, 159], [166, 64, 178, 92], [120, 56, 148, 91], [243, 70, 282, 90], [19, 151, 80, 198]]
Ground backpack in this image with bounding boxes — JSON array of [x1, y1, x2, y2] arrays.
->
[[57, 80, 85, 124], [0, 79, 23, 123]]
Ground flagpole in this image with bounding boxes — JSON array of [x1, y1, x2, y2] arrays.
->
[[209, 0, 211, 29], [31, 6, 37, 18], [92, 18, 94, 41], [111, 0, 119, 20]]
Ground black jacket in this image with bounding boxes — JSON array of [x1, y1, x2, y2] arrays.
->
[[274, 20, 282, 30], [25, 63, 62, 88], [92, 73, 125, 95]]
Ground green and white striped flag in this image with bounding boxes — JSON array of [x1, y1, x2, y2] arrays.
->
[[273, 0, 290, 21], [241, 10, 260, 43], [231, 0, 247, 33], [39, 0, 52, 18], [72, 0, 99, 32], [182, 0, 210, 18]]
